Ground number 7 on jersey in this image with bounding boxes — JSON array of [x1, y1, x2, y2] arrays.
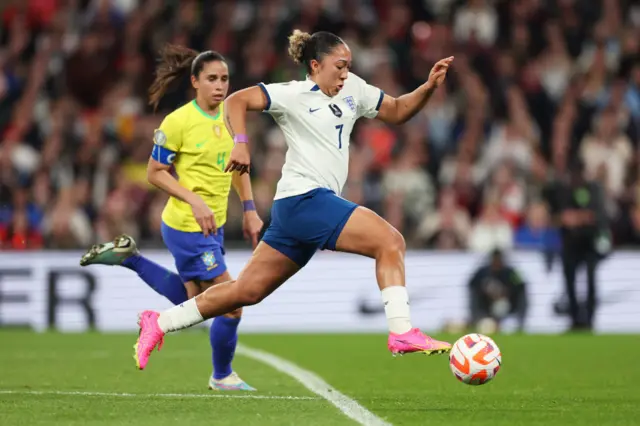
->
[[335, 124, 344, 149]]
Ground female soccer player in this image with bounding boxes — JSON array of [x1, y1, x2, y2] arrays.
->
[[134, 31, 454, 370], [81, 45, 263, 390]]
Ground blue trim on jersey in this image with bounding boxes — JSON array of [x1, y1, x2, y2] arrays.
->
[[151, 144, 177, 165], [375, 90, 385, 111], [310, 84, 320, 91], [257, 83, 271, 111]]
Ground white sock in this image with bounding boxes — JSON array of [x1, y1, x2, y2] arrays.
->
[[157, 298, 204, 333], [381, 286, 412, 334]]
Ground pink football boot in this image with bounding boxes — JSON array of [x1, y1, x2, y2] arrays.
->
[[133, 311, 165, 370], [388, 328, 452, 356]]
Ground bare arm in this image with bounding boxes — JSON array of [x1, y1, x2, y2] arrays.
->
[[231, 170, 254, 202], [147, 157, 216, 236], [376, 86, 437, 125], [232, 166, 263, 248], [223, 86, 268, 140], [147, 158, 198, 205], [223, 86, 269, 175], [223, 87, 266, 242], [376, 56, 453, 125]]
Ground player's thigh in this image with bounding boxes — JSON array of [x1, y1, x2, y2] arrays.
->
[[334, 206, 405, 258], [231, 241, 300, 305], [200, 270, 243, 319]]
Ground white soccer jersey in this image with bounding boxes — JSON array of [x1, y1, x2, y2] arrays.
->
[[258, 72, 384, 200]]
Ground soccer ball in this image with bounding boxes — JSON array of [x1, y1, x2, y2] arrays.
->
[[449, 333, 502, 385]]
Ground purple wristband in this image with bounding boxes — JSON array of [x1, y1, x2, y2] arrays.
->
[[242, 200, 256, 212], [233, 134, 249, 144]]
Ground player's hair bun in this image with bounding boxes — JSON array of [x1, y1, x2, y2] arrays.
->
[[288, 29, 312, 64]]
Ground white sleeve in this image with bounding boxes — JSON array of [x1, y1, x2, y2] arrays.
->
[[355, 76, 385, 119], [257, 81, 295, 115]]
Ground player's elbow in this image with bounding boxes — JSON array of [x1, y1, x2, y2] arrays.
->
[[224, 91, 243, 110], [146, 167, 161, 188], [378, 96, 413, 125], [226, 89, 253, 111], [146, 169, 155, 186], [383, 99, 408, 125], [393, 104, 411, 125], [229, 85, 269, 112]]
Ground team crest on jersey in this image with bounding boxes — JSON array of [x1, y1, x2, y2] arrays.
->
[[329, 104, 343, 117], [201, 251, 218, 271], [213, 125, 221, 138], [343, 96, 356, 112], [153, 129, 167, 146]]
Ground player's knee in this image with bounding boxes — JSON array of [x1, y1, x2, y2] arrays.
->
[[224, 308, 243, 319], [392, 228, 406, 254], [239, 287, 267, 306], [380, 227, 406, 258]]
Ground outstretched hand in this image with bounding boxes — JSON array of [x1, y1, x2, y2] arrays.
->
[[427, 56, 454, 89]]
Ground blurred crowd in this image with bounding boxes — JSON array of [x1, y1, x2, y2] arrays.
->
[[1, 0, 640, 251]]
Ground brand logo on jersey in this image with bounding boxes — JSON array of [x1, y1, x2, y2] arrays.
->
[[343, 96, 356, 112], [309, 107, 321, 114], [329, 104, 342, 117], [201, 252, 218, 271], [213, 125, 221, 138], [153, 129, 167, 146]]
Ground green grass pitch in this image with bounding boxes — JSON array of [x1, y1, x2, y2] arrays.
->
[[1, 331, 639, 425]]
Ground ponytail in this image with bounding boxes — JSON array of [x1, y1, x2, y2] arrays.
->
[[287, 30, 344, 74], [288, 29, 312, 65], [148, 44, 198, 111], [148, 44, 228, 111]]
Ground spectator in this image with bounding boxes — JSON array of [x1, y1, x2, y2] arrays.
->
[[468, 203, 514, 253], [550, 162, 610, 331], [42, 186, 93, 249], [453, 0, 498, 48], [381, 126, 435, 234], [481, 86, 538, 177], [579, 107, 633, 200], [421, 84, 458, 161], [468, 249, 528, 333], [538, 21, 573, 103], [4, 208, 43, 250], [514, 201, 561, 251], [483, 161, 527, 229], [416, 186, 471, 249]]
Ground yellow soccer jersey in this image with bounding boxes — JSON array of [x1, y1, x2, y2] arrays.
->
[[153, 100, 233, 232]]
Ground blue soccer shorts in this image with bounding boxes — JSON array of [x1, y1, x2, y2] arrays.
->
[[161, 222, 227, 282], [262, 188, 358, 267]]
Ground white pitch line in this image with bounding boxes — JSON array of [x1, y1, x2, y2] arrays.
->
[[236, 343, 392, 426], [0, 390, 317, 401]]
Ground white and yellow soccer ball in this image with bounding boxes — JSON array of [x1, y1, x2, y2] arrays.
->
[[449, 333, 502, 385]]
